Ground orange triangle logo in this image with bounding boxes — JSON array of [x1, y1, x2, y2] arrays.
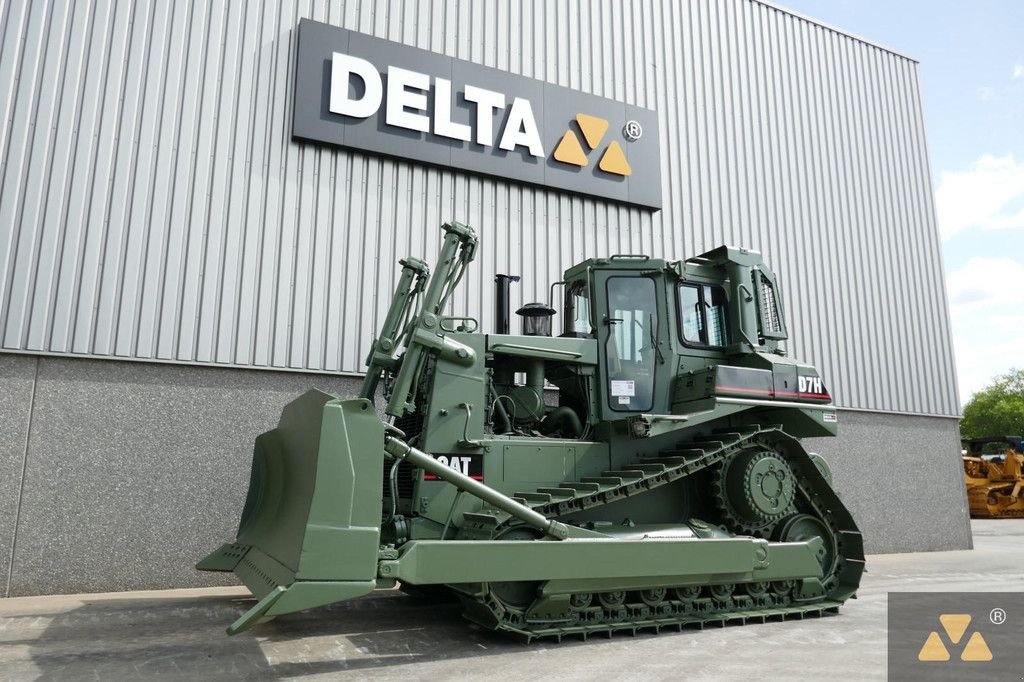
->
[[960, 632, 993, 662], [575, 113, 608, 149], [917, 631, 950, 661], [598, 141, 632, 176], [939, 614, 971, 644], [553, 130, 588, 167], [918, 614, 994, 664]]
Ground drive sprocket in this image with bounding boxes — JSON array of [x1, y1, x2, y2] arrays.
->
[[714, 447, 796, 535]]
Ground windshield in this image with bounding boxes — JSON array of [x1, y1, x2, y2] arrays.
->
[[605, 276, 658, 411]]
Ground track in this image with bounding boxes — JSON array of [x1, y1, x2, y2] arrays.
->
[[451, 426, 865, 641], [967, 486, 1024, 518]]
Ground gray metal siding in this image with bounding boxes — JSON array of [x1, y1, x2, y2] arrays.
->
[[0, 0, 959, 416]]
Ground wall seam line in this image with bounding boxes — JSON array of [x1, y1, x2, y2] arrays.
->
[[6, 355, 40, 597]]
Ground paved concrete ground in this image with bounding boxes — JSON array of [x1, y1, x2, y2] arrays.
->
[[0, 520, 1021, 681]]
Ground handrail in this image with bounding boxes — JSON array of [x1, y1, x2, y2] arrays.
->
[[736, 282, 760, 349], [489, 342, 582, 359]]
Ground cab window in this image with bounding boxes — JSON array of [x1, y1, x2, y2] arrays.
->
[[563, 281, 592, 337], [605, 276, 658, 411], [678, 283, 729, 347]]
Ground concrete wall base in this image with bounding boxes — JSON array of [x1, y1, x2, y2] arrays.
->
[[805, 408, 971, 554]]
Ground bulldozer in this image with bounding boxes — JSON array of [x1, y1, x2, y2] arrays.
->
[[962, 436, 1024, 518], [199, 221, 864, 639]]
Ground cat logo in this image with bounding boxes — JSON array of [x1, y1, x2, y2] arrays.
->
[[552, 114, 632, 176], [917, 614, 993, 662], [423, 453, 484, 481], [434, 455, 473, 475]]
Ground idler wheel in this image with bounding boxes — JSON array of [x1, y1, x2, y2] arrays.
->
[[725, 450, 796, 525], [491, 581, 539, 609], [775, 513, 837, 576], [487, 527, 542, 609]]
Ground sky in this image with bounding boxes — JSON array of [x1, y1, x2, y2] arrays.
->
[[778, 0, 1024, 407]]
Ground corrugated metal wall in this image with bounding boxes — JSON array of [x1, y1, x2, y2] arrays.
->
[[0, 0, 959, 416]]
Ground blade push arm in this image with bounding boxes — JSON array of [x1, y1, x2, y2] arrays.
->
[[384, 222, 478, 417], [360, 257, 429, 401]]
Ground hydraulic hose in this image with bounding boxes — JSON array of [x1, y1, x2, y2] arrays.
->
[[540, 406, 583, 438]]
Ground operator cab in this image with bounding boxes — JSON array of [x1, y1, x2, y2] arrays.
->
[[560, 247, 791, 419]]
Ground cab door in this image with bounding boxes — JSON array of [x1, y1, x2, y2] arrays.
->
[[595, 271, 662, 418]]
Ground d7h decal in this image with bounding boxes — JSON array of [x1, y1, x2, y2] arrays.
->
[[798, 375, 830, 400]]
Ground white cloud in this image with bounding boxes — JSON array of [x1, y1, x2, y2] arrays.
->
[[1014, 63, 1024, 79], [953, 333, 1024, 404], [947, 257, 1024, 405], [946, 256, 1024, 308], [935, 154, 1024, 240]]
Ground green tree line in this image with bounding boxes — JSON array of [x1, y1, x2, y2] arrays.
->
[[960, 368, 1024, 439]]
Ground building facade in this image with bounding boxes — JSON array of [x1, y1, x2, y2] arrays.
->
[[0, 0, 968, 597]]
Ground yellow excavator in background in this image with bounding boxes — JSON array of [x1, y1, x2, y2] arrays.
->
[[962, 437, 1024, 518]]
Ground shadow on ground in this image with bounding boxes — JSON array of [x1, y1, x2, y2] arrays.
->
[[16, 588, 594, 680]]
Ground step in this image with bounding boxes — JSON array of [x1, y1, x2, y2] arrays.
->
[[661, 448, 707, 459], [537, 487, 577, 499], [514, 491, 553, 504], [581, 476, 624, 487], [644, 456, 690, 467], [604, 469, 646, 481], [558, 481, 601, 493], [705, 432, 743, 443]]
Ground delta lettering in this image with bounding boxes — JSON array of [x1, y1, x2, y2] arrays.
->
[[329, 53, 544, 157]]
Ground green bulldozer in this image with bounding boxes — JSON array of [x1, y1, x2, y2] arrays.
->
[[200, 222, 864, 639]]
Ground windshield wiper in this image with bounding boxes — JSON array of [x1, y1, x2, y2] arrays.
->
[[649, 313, 665, 365]]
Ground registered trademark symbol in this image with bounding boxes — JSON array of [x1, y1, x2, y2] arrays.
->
[[622, 120, 643, 141], [990, 607, 1006, 625]]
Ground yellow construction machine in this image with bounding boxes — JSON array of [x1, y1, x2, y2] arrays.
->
[[962, 437, 1024, 518]]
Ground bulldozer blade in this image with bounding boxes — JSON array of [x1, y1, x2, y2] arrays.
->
[[198, 390, 385, 634]]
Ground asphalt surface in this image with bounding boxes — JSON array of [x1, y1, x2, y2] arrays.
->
[[1, 520, 1022, 681]]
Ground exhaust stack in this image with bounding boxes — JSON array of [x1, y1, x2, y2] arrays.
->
[[494, 274, 520, 334]]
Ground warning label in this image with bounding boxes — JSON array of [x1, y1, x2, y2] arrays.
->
[[610, 380, 635, 397]]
